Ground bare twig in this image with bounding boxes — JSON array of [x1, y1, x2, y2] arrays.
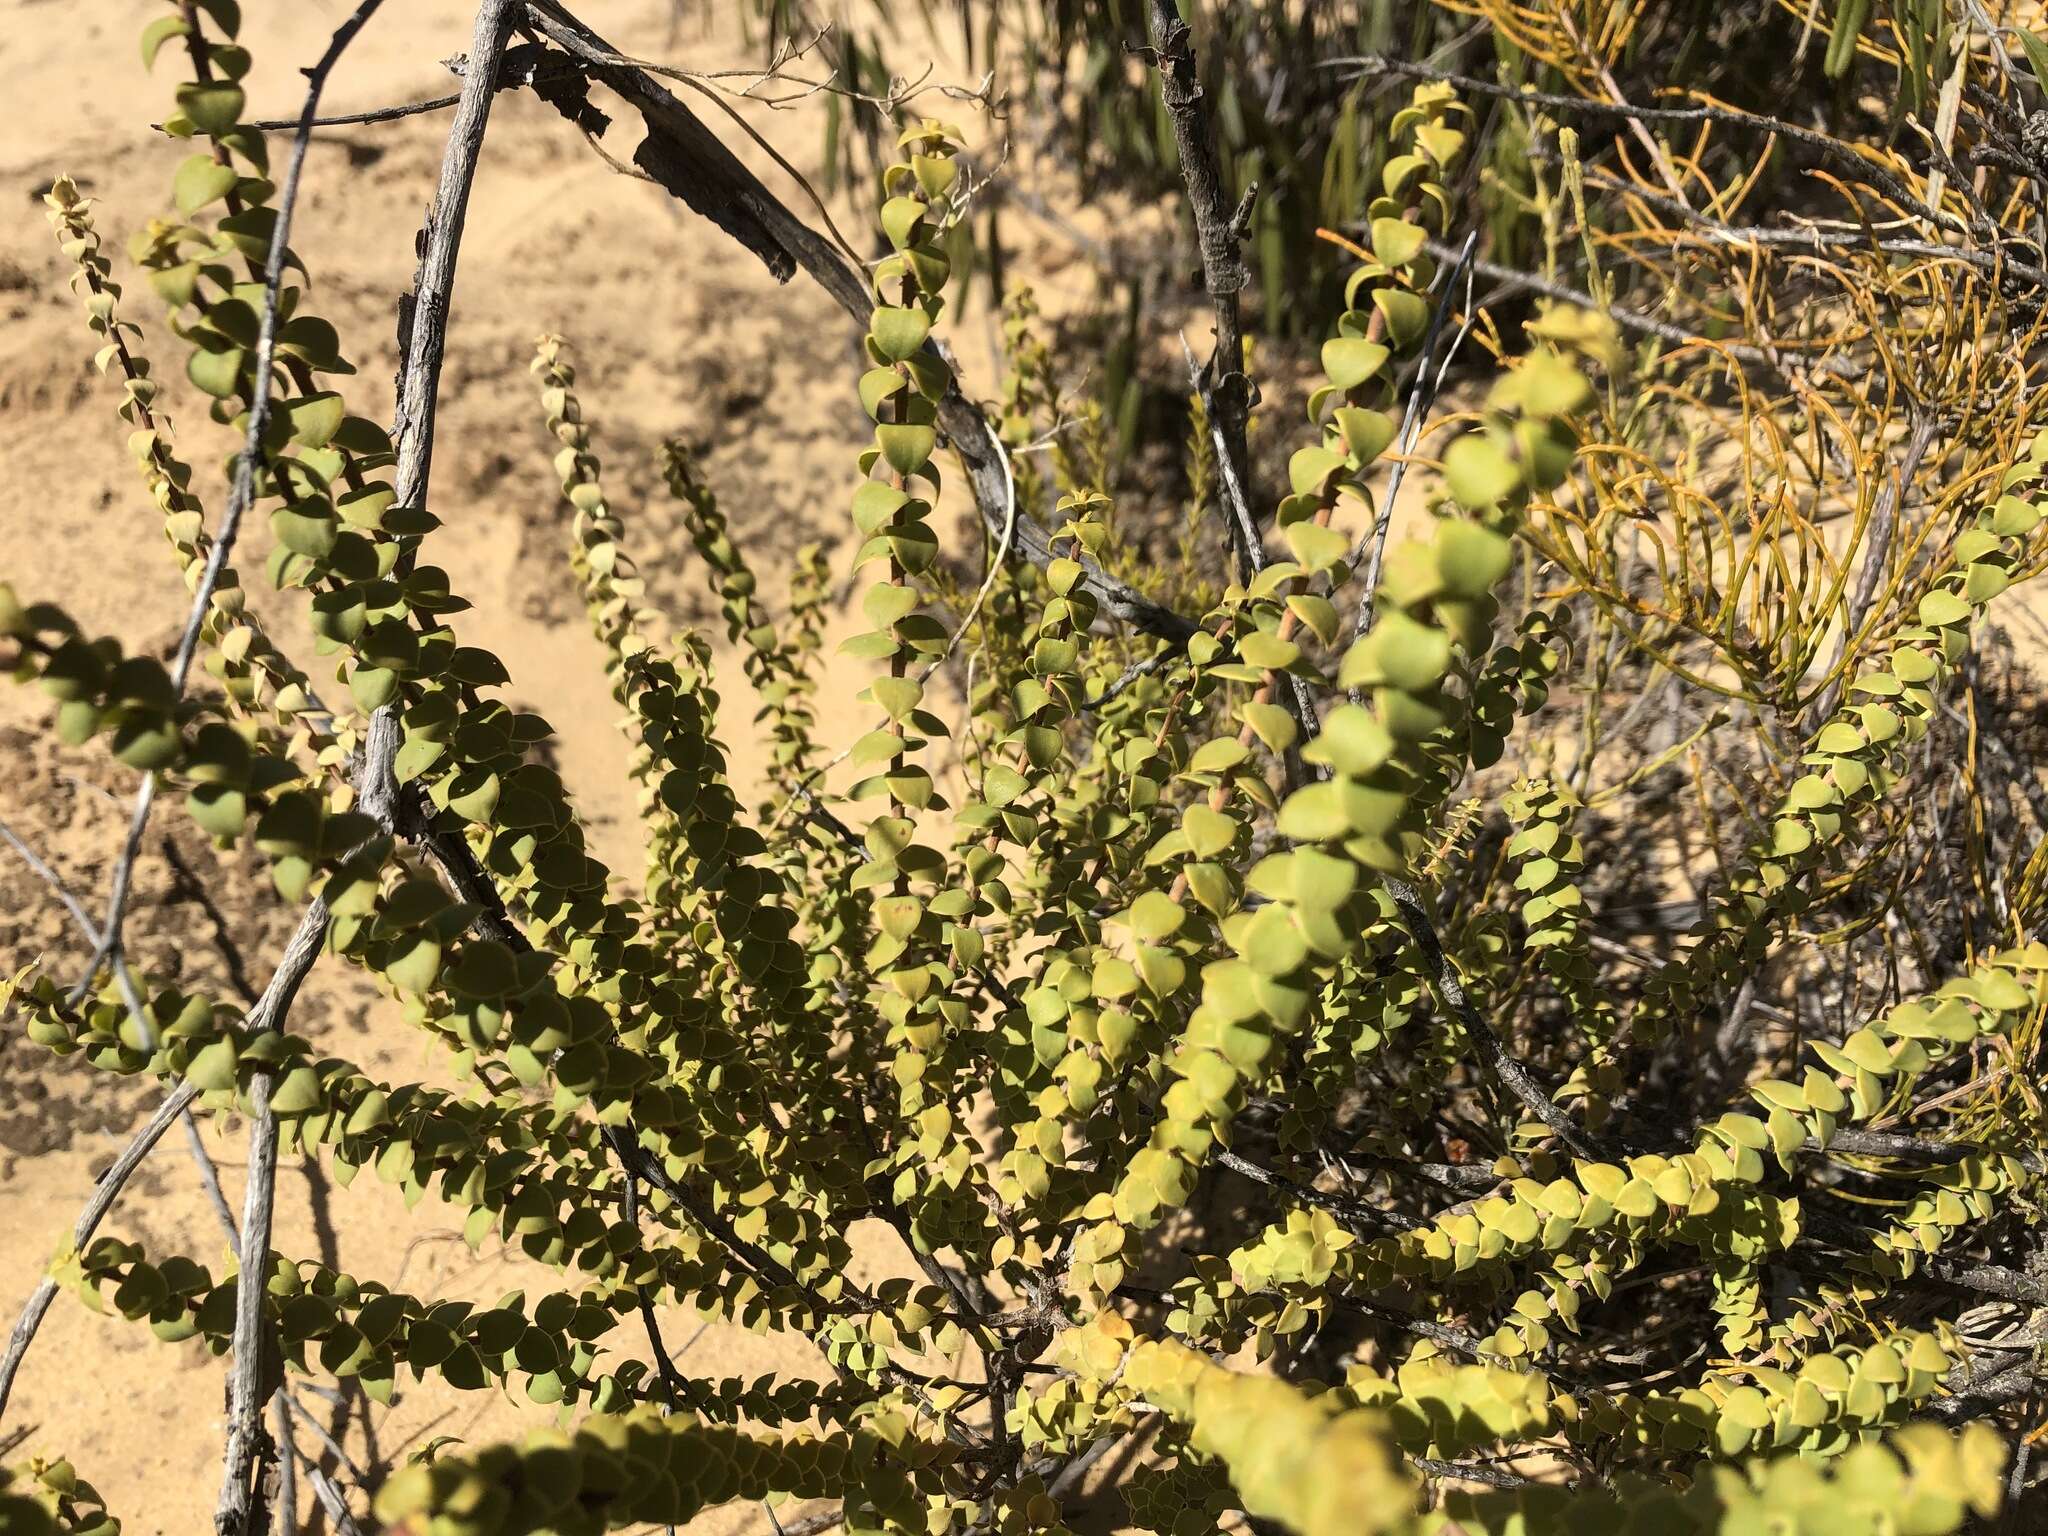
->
[[1046, 1428, 1127, 1502], [1566, 163, 2048, 289], [244, 92, 462, 131], [1350, 231, 1477, 651], [2, 814, 241, 1245], [0, 817, 99, 939], [284, 1391, 371, 1489], [1550, 7, 1691, 208], [0, 1082, 200, 1421], [613, 1151, 696, 1417], [1213, 1150, 1414, 1233], [1418, 238, 1850, 384], [1412, 1455, 1540, 1489], [1384, 876, 1606, 1161], [390, 0, 521, 555], [216, 905, 327, 1536], [354, 0, 521, 846], [520, 1, 1198, 647], [769, 1509, 845, 1536], [1823, 1127, 2044, 1174], [1089, 651, 1177, 711], [297, 1452, 367, 1536], [1143, 1, 1258, 582], [272, 1393, 298, 1536], [1928, 1359, 2039, 1422], [1180, 332, 1266, 584], [1806, 413, 1940, 725], [1333, 55, 1929, 218]]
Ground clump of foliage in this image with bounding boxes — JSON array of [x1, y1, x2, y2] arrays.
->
[[3, 1, 2047, 1534]]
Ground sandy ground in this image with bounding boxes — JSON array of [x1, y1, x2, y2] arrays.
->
[[0, 2, 1106, 1528]]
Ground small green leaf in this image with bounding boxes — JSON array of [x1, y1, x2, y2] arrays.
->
[[1434, 519, 1513, 597], [177, 82, 245, 137], [1444, 436, 1520, 511], [186, 784, 247, 839], [870, 306, 932, 362], [1370, 216, 1425, 268], [187, 345, 246, 399], [268, 1064, 324, 1115], [284, 392, 346, 448], [1333, 407, 1395, 465], [1371, 288, 1430, 349], [1289, 445, 1350, 496], [142, 15, 192, 69], [875, 424, 936, 478], [385, 935, 443, 994], [879, 195, 927, 250], [1321, 337, 1390, 392], [173, 154, 239, 215], [187, 1038, 240, 1092], [1183, 805, 1237, 859]]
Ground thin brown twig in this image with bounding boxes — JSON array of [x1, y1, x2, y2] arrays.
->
[[1143, 0, 1259, 583], [1385, 876, 1608, 1161], [1806, 412, 1940, 725], [1333, 54, 1929, 217], [1418, 237, 1855, 383], [1213, 1149, 1415, 1233]]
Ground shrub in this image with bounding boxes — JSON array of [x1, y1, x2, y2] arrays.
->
[[2, 2, 2044, 1534]]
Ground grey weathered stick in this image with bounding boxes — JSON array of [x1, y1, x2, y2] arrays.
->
[[75, 0, 388, 1003], [1145, 0, 1257, 582], [391, 0, 521, 531], [1412, 1455, 1539, 1490], [357, 0, 522, 836], [1213, 1149, 1412, 1234], [1047, 1427, 1127, 1502], [215, 905, 326, 1536], [0, 817, 98, 939], [1178, 333, 1265, 589], [215, 1066, 278, 1536], [1822, 1126, 2044, 1174], [1928, 1359, 2038, 1422], [0, 1080, 200, 1422], [272, 1392, 298, 1536], [519, 0, 1197, 645], [285, 1391, 372, 1487], [298, 1452, 367, 1536]]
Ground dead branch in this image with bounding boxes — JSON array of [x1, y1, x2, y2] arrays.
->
[[515, 0, 1199, 646], [1143, 0, 1258, 582]]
